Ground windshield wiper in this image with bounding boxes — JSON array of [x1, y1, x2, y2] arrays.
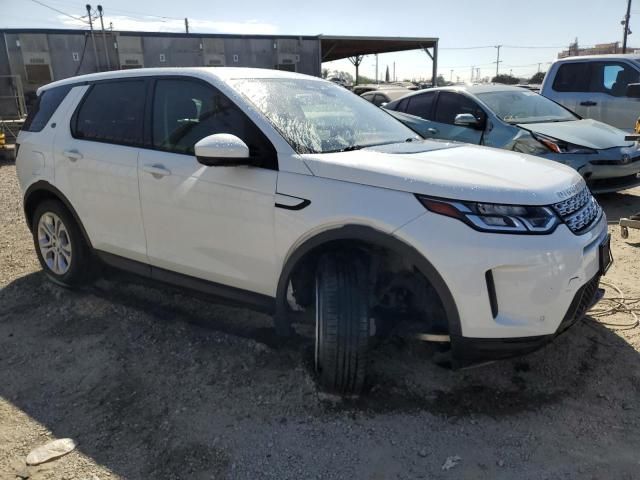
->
[[326, 138, 419, 153], [340, 144, 367, 152]]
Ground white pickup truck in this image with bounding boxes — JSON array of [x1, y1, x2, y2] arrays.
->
[[541, 54, 640, 131]]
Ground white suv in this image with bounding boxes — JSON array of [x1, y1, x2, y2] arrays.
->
[[17, 68, 611, 394]]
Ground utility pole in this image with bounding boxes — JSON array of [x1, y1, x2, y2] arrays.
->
[[623, 0, 632, 53], [470, 65, 475, 83], [97, 5, 111, 70], [450, 69, 453, 82], [393, 61, 396, 82], [538, 62, 541, 73], [185, 18, 189, 34], [86, 4, 100, 72], [494, 45, 502, 77], [375, 54, 379, 84]]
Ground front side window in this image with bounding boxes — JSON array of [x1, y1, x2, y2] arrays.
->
[[434, 92, 486, 125], [477, 90, 577, 124], [230, 78, 418, 154], [22, 84, 72, 132], [594, 62, 639, 97], [151, 78, 275, 167], [73, 80, 145, 145]]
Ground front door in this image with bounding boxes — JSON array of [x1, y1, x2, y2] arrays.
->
[[138, 78, 279, 296], [589, 61, 640, 131]]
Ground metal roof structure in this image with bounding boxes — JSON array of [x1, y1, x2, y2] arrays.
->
[[319, 35, 438, 62]]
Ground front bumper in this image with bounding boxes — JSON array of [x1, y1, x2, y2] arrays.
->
[[393, 208, 609, 341], [543, 149, 640, 193], [449, 274, 603, 367]]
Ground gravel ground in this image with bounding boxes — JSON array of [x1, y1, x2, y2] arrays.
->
[[1, 158, 640, 480]]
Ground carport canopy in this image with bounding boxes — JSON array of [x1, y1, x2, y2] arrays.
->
[[320, 35, 438, 62], [320, 35, 439, 86]]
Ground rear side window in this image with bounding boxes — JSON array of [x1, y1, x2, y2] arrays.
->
[[552, 63, 591, 92], [405, 92, 436, 119], [73, 80, 146, 146], [22, 85, 72, 132]]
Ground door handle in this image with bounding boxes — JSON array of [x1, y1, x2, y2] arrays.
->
[[63, 149, 83, 162], [426, 128, 439, 135], [580, 101, 597, 106], [142, 164, 172, 178]]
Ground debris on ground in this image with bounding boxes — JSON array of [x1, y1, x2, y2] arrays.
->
[[26, 438, 77, 466], [441, 455, 461, 471]]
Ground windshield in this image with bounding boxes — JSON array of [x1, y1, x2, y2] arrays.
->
[[230, 78, 419, 153], [477, 90, 578, 124]]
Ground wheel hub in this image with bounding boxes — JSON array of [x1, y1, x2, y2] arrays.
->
[[37, 212, 72, 275]]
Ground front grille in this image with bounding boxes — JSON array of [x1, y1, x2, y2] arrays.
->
[[551, 185, 601, 234], [558, 274, 601, 333], [590, 155, 640, 166]]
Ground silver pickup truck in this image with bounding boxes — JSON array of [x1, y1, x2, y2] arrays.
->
[[541, 54, 640, 132]]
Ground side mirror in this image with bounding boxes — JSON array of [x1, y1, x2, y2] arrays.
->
[[626, 83, 640, 98], [195, 133, 252, 167], [454, 113, 483, 128]]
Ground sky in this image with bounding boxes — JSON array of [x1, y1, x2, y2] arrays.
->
[[1, 0, 637, 82]]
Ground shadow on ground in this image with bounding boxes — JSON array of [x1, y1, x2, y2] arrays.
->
[[598, 189, 640, 222], [2, 269, 640, 479]]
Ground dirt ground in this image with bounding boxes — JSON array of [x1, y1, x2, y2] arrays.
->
[[1, 158, 640, 480]]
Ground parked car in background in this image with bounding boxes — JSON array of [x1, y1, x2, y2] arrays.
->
[[361, 88, 411, 106], [17, 68, 609, 395], [385, 85, 640, 193], [541, 55, 640, 131]]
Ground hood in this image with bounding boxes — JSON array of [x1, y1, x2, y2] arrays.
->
[[301, 140, 584, 206], [517, 119, 633, 150]]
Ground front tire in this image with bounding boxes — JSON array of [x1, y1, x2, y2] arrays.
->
[[32, 199, 95, 287], [315, 252, 370, 395]]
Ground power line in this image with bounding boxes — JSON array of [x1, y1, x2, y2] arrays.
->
[[440, 45, 495, 50], [28, 0, 88, 24]]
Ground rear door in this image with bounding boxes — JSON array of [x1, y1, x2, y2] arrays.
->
[[397, 91, 438, 137], [54, 79, 148, 262], [429, 91, 485, 144]]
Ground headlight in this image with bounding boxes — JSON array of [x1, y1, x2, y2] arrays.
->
[[416, 195, 559, 234], [532, 133, 597, 155]]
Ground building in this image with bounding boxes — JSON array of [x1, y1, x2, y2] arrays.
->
[[558, 41, 639, 58], [0, 29, 438, 119]]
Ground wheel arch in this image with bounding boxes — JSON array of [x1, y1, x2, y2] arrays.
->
[[23, 181, 93, 249], [274, 225, 461, 336]]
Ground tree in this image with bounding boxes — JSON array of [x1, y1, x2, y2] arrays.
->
[[491, 74, 520, 85], [529, 71, 546, 84], [427, 75, 447, 86], [358, 74, 375, 84], [385, 66, 390, 83], [321, 68, 329, 79]]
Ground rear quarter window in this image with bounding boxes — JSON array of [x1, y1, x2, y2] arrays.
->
[[21, 84, 72, 132]]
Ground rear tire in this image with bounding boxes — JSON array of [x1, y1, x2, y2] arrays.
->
[[315, 252, 370, 395], [32, 199, 96, 287]]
